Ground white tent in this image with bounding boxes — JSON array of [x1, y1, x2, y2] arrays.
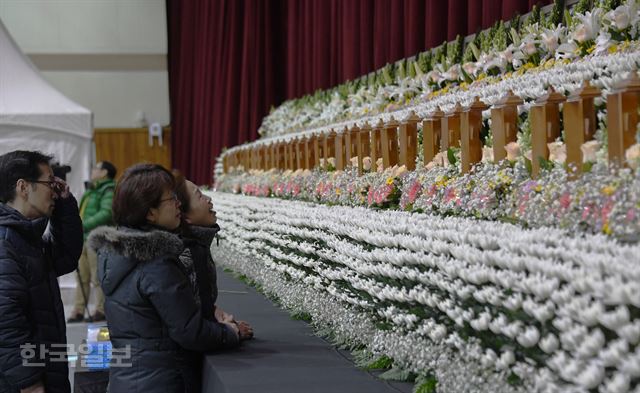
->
[[0, 18, 92, 197]]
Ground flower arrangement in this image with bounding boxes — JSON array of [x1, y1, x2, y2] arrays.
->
[[249, 0, 640, 141], [215, 153, 640, 241], [208, 190, 640, 392], [210, 3, 640, 392]]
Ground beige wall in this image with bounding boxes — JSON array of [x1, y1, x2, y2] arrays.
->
[[0, 0, 170, 128]]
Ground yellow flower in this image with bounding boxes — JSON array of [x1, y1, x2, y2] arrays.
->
[[601, 185, 616, 196], [435, 175, 448, 188], [542, 59, 556, 69], [476, 73, 487, 81], [586, 44, 596, 54], [608, 44, 619, 54], [602, 221, 612, 235], [335, 188, 342, 195], [620, 40, 631, 51], [534, 185, 543, 193], [386, 177, 395, 185]]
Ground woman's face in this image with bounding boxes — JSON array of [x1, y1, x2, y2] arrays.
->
[[146, 188, 181, 230], [184, 180, 216, 227]]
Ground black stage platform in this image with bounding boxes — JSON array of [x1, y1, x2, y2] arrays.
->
[[202, 268, 412, 393]]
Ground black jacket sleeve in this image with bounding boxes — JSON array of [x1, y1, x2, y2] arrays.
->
[[139, 257, 239, 351], [0, 241, 43, 389], [43, 195, 83, 276]]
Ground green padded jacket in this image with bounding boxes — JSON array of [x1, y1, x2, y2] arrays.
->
[[79, 178, 115, 239]]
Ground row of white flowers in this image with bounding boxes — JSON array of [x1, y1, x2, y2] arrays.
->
[[208, 190, 640, 392]]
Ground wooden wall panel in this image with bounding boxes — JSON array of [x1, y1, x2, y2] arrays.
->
[[94, 127, 171, 179]]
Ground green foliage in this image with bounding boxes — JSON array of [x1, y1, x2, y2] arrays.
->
[[547, 0, 565, 27], [462, 33, 481, 63], [364, 355, 394, 370], [564, 9, 574, 28], [574, 0, 592, 14], [447, 147, 457, 165], [510, 13, 522, 32], [510, 27, 521, 47], [408, 59, 417, 78], [480, 27, 495, 54], [524, 156, 533, 176], [432, 42, 447, 70], [417, 51, 432, 73], [290, 311, 312, 322], [481, 119, 493, 147], [338, 84, 349, 99], [518, 113, 532, 153], [598, 0, 621, 11], [381, 64, 394, 85], [397, 59, 407, 80], [352, 349, 375, 368], [524, 5, 542, 28], [493, 21, 509, 52], [538, 156, 555, 172], [507, 372, 523, 386], [374, 320, 394, 331], [367, 72, 376, 88], [413, 374, 438, 393], [446, 35, 464, 67], [378, 367, 416, 382]]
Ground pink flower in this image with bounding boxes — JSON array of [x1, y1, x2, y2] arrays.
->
[[444, 188, 457, 203], [518, 202, 527, 215], [601, 200, 613, 223], [626, 208, 637, 222], [407, 181, 422, 204], [559, 192, 571, 210]]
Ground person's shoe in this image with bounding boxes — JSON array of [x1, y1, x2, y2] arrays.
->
[[86, 311, 106, 322], [67, 312, 84, 323]]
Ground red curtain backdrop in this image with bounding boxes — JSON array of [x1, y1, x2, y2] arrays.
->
[[167, 0, 552, 185]]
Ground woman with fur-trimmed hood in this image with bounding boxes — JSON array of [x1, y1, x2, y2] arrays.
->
[[88, 164, 239, 393]]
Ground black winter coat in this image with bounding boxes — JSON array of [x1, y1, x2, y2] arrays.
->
[[177, 224, 221, 393], [88, 226, 239, 393], [178, 224, 221, 319], [0, 197, 83, 393]]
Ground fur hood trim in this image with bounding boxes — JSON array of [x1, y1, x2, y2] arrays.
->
[[88, 226, 184, 261]]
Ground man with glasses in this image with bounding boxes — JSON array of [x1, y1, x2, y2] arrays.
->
[[68, 161, 116, 323], [0, 151, 83, 393]]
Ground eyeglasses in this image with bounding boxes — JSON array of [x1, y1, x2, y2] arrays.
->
[[31, 180, 63, 194], [159, 192, 179, 205]]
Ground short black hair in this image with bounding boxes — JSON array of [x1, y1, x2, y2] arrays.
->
[[0, 150, 54, 203], [98, 161, 117, 179]]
